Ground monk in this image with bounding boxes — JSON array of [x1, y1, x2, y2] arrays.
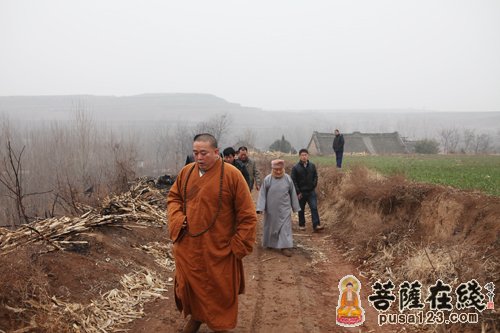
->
[[256, 159, 300, 257], [167, 133, 257, 333]]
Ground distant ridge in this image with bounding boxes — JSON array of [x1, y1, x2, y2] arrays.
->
[[0, 93, 260, 122], [0, 94, 498, 150]]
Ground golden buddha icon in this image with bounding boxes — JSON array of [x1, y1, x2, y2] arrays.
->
[[336, 275, 365, 327]]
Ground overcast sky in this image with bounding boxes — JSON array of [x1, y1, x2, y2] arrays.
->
[[1, 0, 499, 111]]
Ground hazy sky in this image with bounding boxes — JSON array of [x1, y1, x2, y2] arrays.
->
[[1, 0, 499, 111]]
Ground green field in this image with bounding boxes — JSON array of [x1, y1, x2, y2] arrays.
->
[[309, 154, 500, 196]]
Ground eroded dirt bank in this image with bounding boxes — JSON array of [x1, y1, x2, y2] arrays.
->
[[316, 167, 499, 333]]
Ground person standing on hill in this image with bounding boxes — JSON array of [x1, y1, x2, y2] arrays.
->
[[291, 149, 324, 232], [332, 129, 345, 168], [223, 147, 251, 190], [256, 159, 301, 257], [167, 133, 257, 333], [237, 146, 261, 191]]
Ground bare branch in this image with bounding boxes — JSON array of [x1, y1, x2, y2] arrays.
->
[[0, 141, 29, 223], [24, 189, 54, 198]]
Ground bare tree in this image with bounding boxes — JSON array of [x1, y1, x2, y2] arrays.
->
[[237, 128, 257, 148], [175, 122, 195, 170], [438, 128, 460, 154], [142, 123, 184, 176], [0, 141, 51, 225], [473, 133, 492, 154], [0, 111, 150, 225], [462, 128, 475, 153], [108, 132, 139, 192], [151, 125, 169, 171], [193, 113, 232, 144], [73, 108, 95, 188]]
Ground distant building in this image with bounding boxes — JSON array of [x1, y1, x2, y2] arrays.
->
[[307, 131, 409, 155]]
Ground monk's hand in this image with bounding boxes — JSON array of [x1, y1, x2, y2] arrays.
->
[[173, 218, 188, 244], [297, 193, 303, 200]]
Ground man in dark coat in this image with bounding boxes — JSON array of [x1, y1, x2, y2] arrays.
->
[[237, 146, 261, 191], [223, 147, 251, 189], [291, 149, 324, 232], [332, 129, 345, 168]]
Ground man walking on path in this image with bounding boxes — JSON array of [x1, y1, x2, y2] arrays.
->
[[223, 147, 251, 190], [237, 146, 261, 191], [256, 159, 301, 257], [291, 149, 324, 232], [332, 129, 345, 168], [167, 133, 257, 333]]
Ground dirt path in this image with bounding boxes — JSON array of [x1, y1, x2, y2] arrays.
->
[[128, 214, 395, 333]]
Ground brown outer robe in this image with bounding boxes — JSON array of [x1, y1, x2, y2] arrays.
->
[[167, 158, 257, 331]]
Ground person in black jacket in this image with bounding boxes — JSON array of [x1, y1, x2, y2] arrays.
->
[[332, 129, 345, 168], [291, 149, 324, 232], [223, 147, 251, 190]]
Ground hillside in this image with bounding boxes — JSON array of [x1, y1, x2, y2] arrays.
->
[[1, 94, 499, 150], [0, 93, 257, 123]]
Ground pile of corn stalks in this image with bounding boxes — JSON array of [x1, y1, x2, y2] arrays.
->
[[134, 242, 176, 272], [0, 181, 167, 255], [22, 269, 172, 333], [0, 180, 175, 333]]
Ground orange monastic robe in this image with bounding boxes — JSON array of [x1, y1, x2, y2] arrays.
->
[[167, 158, 257, 331]]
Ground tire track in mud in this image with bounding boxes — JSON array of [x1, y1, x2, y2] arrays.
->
[[248, 244, 264, 333], [244, 245, 311, 332]]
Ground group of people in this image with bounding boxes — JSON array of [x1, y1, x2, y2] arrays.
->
[[167, 131, 343, 332], [186, 145, 261, 192]]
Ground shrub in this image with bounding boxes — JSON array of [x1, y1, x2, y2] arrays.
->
[[414, 139, 440, 154], [269, 135, 294, 153]]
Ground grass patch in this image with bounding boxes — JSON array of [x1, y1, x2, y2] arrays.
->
[[309, 154, 500, 196]]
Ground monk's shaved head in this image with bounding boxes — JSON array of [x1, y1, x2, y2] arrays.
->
[[193, 133, 218, 148]]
